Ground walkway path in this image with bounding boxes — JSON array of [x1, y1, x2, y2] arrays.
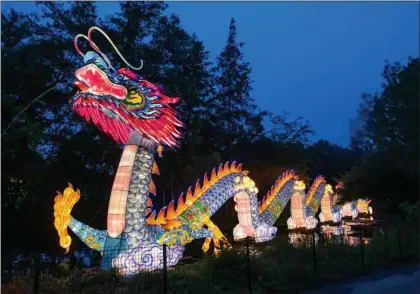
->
[[304, 264, 420, 294]]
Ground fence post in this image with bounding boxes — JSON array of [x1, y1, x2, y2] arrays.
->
[[396, 224, 403, 261], [359, 226, 365, 269], [312, 230, 317, 276], [246, 237, 252, 294], [163, 244, 168, 294], [33, 253, 41, 294]]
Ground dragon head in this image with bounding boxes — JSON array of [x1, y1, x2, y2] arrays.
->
[[357, 199, 372, 213], [72, 31, 183, 147], [335, 181, 344, 192]]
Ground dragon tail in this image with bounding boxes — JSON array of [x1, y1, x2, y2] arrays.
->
[[53, 183, 106, 253]]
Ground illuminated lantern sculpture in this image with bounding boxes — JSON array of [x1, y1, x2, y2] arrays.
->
[[54, 26, 284, 275], [341, 202, 359, 219], [54, 26, 379, 276]]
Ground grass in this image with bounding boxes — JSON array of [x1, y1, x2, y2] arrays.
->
[[2, 223, 419, 294]]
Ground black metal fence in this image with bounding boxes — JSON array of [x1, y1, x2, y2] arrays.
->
[[2, 220, 419, 294]]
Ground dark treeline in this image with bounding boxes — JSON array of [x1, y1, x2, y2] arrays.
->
[[1, 1, 418, 261]]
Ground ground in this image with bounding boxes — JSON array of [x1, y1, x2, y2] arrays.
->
[[304, 264, 420, 294]]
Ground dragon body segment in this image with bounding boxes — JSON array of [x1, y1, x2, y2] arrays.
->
[[286, 177, 327, 230], [318, 184, 344, 223]]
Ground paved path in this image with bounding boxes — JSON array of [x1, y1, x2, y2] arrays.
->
[[304, 264, 420, 294]]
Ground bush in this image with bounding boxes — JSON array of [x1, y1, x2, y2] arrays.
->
[[2, 223, 418, 294]]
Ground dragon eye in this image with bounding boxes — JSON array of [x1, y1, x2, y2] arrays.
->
[[122, 88, 146, 110]]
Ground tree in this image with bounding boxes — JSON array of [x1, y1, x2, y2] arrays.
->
[[349, 92, 375, 152], [210, 18, 263, 157], [343, 58, 419, 205], [307, 140, 360, 184]]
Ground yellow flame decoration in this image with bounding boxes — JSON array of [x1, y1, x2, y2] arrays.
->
[[146, 161, 247, 227], [325, 184, 333, 195], [53, 183, 80, 253], [259, 171, 298, 214]]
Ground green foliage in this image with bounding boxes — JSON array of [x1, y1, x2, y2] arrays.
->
[[4, 224, 418, 293], [344, 58, 419, 204]]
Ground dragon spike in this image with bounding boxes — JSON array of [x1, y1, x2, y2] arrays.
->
[[149, 179, 156, 195], [230, 161, 237, 171], [147, 198, 153, 207], [237, 163, 243, 172], [157, 207, 167, 224], [152, 161, 160, 175], [243, 170, 249, 176], [203, 173, 210, 189], [176, 193, 185, 213], [186, 186, 194, 205], [157, 145, 163, 157], [68, 182, 73, 188], [210, 168, 217, 182], [223, 161, 230, 175], [145, 208, 152, 216], [167, 200, 177, 219], [217, 163, 224, 177], [146, 211, 157, 225], [194, 180, 201, 197]]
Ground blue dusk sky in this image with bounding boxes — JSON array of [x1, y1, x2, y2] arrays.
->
[[2, 1, 419, 146]]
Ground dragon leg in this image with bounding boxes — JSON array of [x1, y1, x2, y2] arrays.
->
[[69, 218, 107, 251], [202, 216, 232, 254], [202, 237, 212, 253]]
